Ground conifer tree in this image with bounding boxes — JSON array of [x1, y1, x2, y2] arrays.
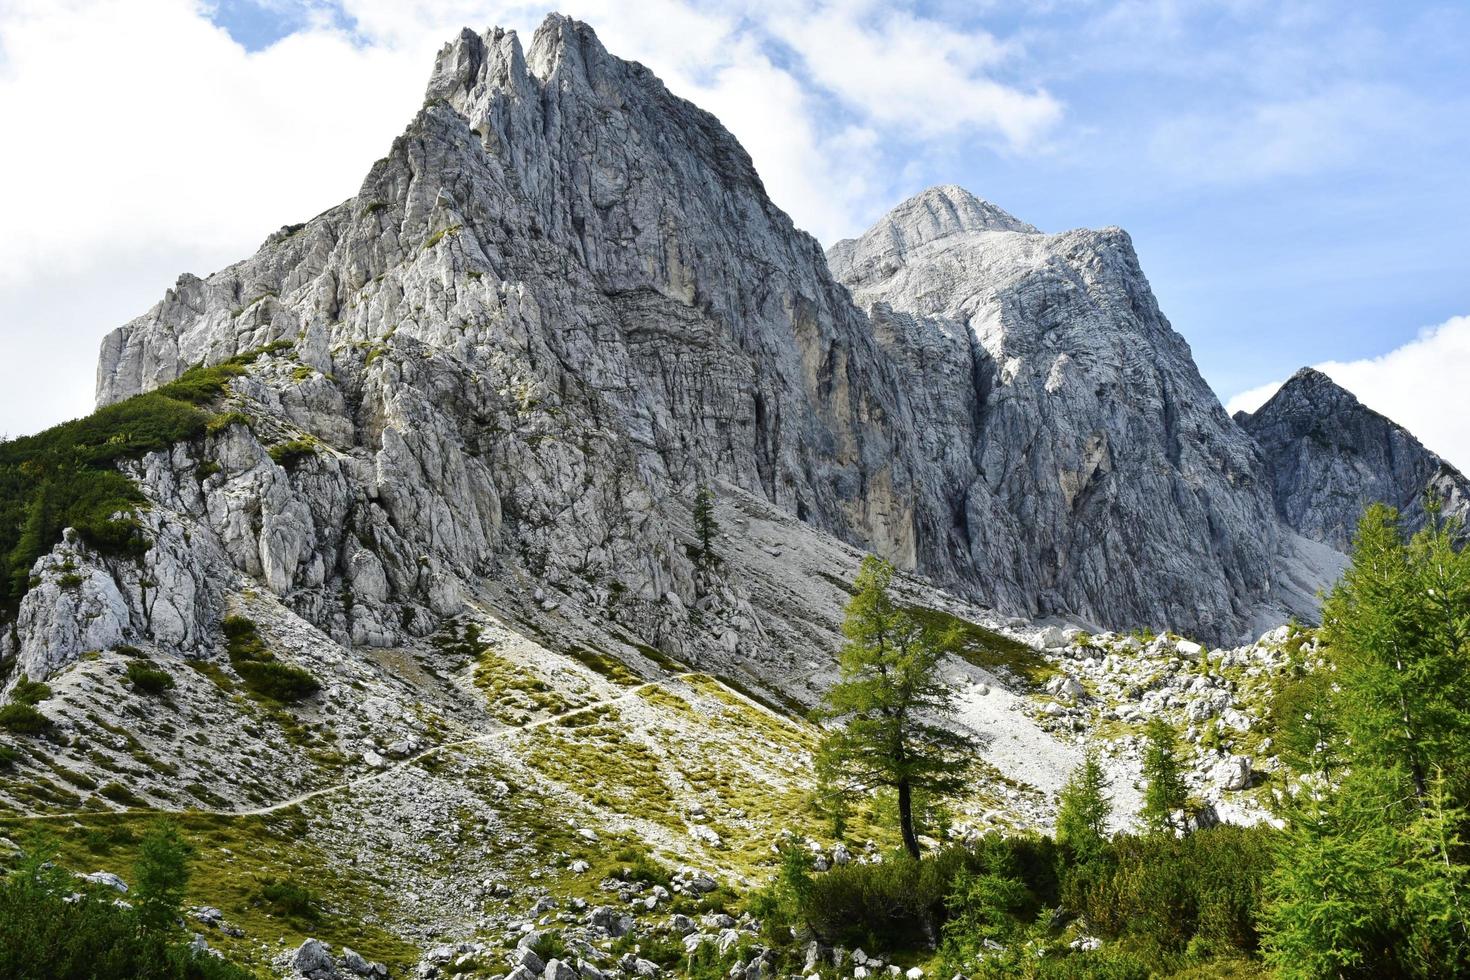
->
[[692, 484, 719, 571], [818, 556, 976, 859], [1264, 502, 1470, 977], [132, 820, 191, 933], [1402, 768, 1470, 974], [1056, 748, 1111, 859], [1139, 717, 1188, 835]]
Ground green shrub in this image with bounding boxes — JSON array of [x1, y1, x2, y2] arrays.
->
[[204, 411, 251, 436], [0, 702, 49, 735], [98, 781, 143, 807], [233, 660, 320, 702], [267, 436, 318, 468], [527, 930, 568, 964], [1078, 826, 1275, 957], [613, 845, 673, 888], [113, 645, 144, 658], [0, 835, 253, 978], [0, 343, 290, 614], [798, 839, 1058, 953], [125, 662, 175, 696], [221, 616, 318, 702], [250, 876, 320, 922], [10, 676, 51, 705], [0, 744, 20, 768]]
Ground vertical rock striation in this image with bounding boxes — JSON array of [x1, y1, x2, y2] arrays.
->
[[830, 185, 1315, 639], [9, 16, 1371, 684]]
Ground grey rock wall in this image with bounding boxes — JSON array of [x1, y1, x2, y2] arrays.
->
[[1236, 367, 1470, 550], [11, 16, 1359, 683]]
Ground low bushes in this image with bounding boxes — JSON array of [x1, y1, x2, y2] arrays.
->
[[781, 826, 1273, 974], [250, 876, 321, 923], [1075, 826, 1275, 958], [0, 342, 292, 614], [126, 662, 175, 696], [0, 702, 48, 735], [613, 845, 673, 889], [0, 676, 53, 734], [0, 828, 253, 979], [796, 837, 1059, 952], [222, 616, 319, 703]]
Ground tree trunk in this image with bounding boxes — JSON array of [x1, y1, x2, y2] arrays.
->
[[898, 779, 921, 859]]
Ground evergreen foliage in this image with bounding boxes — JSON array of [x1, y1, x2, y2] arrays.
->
[[221, 615, 319, 703], [1262, 502, 1470, 978], [0, 675, 53, 734], [132, 821, 191, 933], [818, 556, 977, 858], [1055, 748, 1111, 861], [126, 661, 175, 695], [0, 343, 288, 615], [1139, 717, 1189, 835], [0, 832, 252, 979], [692, 484, 719, 571]]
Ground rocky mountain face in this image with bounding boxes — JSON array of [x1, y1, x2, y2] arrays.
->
[[1236, 367, 1470, 550], [0, 14, 1442, 976], [829, 185, 1326, 639], [73, 15, 939, 687], [63, 16, 1341, 668]]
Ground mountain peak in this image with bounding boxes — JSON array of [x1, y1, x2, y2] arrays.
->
[[1252, 366, 1360, 418], [826, 184, 1037, 282], [1241, 364, 1470, 550], [888, 184, 1039, 239]]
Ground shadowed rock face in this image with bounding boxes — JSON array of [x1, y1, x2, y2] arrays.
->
[[18, 13, 1340, 684], [829, 185, 1313, 640], [1236, 367, 1470, 551]]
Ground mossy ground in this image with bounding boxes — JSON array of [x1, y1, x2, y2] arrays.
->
[[906, 606, 1059, 690], [0, 808, 418, 977]]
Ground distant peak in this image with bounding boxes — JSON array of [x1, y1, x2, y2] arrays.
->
[[1274, 367, 1359, 407], [825, 185, 1037, 280], [1286, 366, 1336, 386], [893, 185, 1038, 237]]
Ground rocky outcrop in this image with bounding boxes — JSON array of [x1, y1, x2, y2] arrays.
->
[[8, 16, 1347, 685], [76, 16, 941, 675], [830, 185, 1320, 640], [1236, 367, 1470, 550]]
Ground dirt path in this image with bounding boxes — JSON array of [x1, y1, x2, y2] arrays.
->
[[16, 675, 697, 823]]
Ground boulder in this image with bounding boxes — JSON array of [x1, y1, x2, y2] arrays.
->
[[78, 871, 128, 893], [291, 938, 336, 977]]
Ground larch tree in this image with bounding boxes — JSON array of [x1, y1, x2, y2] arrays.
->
[[818, 556, 976, 859], [1264, 501, 1470, 978], [1056, 748, 1112, 860], [1139, 717, 1189, 835]]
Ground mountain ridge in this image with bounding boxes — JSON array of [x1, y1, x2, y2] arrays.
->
[[0, 15, 1458, 976], [1237, 365, 1470, 549]]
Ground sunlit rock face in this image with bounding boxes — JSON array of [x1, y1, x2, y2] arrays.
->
[[58, 14, 1351, 689], [830, 185, 1320, 640]]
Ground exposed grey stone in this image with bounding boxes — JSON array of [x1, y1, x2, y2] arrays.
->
[[1237, 367, 1470, 550], [291, 938, 337, 977]]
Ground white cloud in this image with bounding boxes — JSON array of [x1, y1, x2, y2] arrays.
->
[[765, 0, 1062, 147], [1226, 315, 1470, 472], [0, 0, 428, 290], [0, 2, 830, 434]]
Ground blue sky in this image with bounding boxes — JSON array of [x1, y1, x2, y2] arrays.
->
[[1, 0, 1467, 464]]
